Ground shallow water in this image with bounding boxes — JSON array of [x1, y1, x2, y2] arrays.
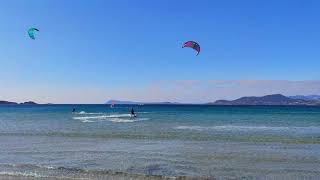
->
[[0, 105, 319, 179]]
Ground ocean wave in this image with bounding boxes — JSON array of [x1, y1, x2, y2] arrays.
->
[[107, 114, 132, 118], [79, 119, 95, 123], [76, 111, 103, 115], [109, 118, 150, 123], [74, 114, 132, 119], [0, 171, 45, 178], [0, 163, 183, 180], [73, 115, 109, 120], [175, 125, 320, 132], [73, 114, 149, 123]]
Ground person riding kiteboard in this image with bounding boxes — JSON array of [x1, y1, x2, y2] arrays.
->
[[130, 108, 136, 117]]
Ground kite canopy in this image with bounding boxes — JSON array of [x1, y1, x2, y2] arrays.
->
[[28, 28, 39, 40], [182, 41, 200, 55]]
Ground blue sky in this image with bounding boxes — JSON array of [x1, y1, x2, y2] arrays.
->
[[0, 0, 320, 103]]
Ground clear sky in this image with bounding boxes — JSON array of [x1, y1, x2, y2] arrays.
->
[[0, 0, 320, 103]]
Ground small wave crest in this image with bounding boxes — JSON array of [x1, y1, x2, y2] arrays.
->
[[0, 163, 181, 179], [73, 115, 109, 120], [0, 171, 45, 178], [108, 118, 150, 123], [73, 114, 149, 123], [107, 114, 132, 118], [76, 111, 103, 115]]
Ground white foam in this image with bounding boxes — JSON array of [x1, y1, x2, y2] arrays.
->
[[73, 115, 108, 120], [43, 165, 55, 169], [107, 114, 132, 118], [73, 114, 132, 119], [73, 114, 149, 123], [0, 171, 44, 178], [77, 111, 103, 115], [108, 118, 136, 123], [79, 119, 95, 123], [109, 118, 150, 123]]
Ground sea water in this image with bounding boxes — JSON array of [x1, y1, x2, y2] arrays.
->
[[0, 105, 319, 179]]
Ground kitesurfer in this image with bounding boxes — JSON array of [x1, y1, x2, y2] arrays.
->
[[130, 108, 136, 117]]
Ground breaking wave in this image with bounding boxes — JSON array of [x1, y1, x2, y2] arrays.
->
[[0, 163, 187, 180], [73, 114, 149, 123], [0, 171, 45, 178], [76, 111, 103, 115]]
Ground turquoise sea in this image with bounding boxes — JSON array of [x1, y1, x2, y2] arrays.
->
[[0, 105, 319, 179]]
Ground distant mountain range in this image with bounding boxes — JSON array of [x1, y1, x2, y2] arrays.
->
[[289, 95, 320, 101], [0, 101, 18, 105], [1, 95, 319, 106], [106, 100, 180, 105], [0, 101, 38, 105], [107, 95, 320, 106], [210, 94, 320, 106]]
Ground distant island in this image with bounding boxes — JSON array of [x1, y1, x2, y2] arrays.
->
[[106, 100, 142, 104], [0, 101, 18, 105], [20, 101, 38, 105], [0, 101, 38, 105], [289, 95, 320, 101], [106, 100, 180, 105], [107, 94, 320, 106], [210, 94, 320, 106]]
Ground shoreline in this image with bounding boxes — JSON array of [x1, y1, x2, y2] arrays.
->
[[0, 171, 205, 180]]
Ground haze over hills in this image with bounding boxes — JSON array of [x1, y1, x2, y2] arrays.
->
[[106, 100, 180, 105], [0, 101, 18, 105], [1, 94, 320, 105], [289, 95, 320, 101], [106, 100, 141, 104], [0, 101, 38, 105], [210, 94, 320, 106], [107, 94, 320, 106]]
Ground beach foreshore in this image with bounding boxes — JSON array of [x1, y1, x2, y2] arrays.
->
[[0, 174, 205, 180]]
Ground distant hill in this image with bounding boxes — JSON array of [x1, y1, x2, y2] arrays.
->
[[0, 100, 39, 105], [20, 101, 38, 105], [210, 94, 320, 106], [289, 95, 320, 101], [106, 100, 180, 105], [106, 100, 141, 104], [0, 101, 18, 105]]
